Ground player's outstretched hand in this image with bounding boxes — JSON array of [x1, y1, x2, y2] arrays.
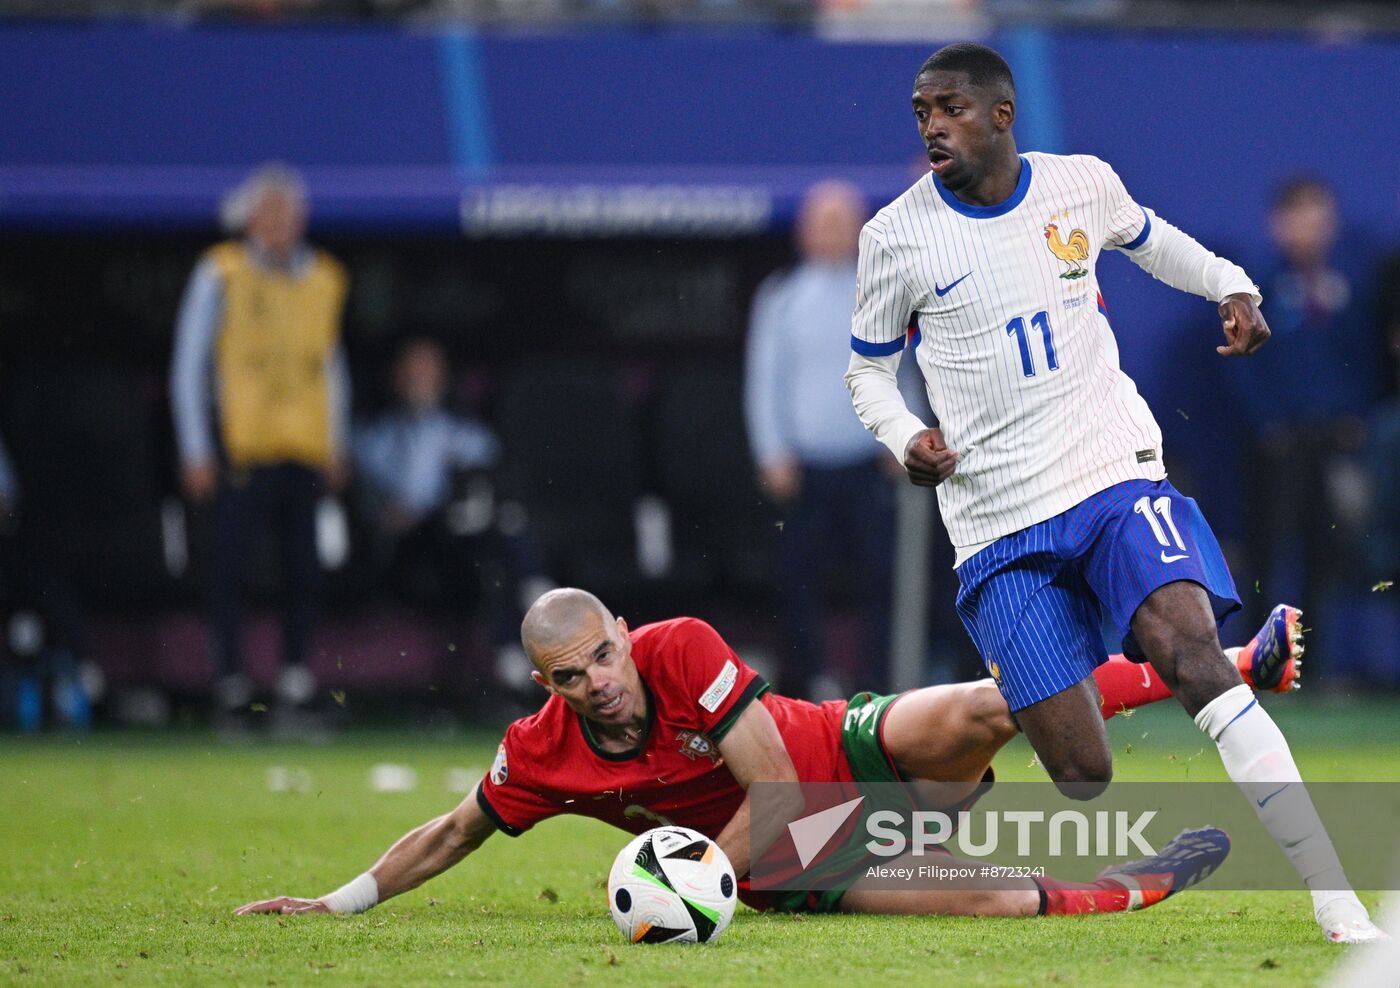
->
[[234, 896, 330, 916], [1216, 293, 1270, 357], [903, 428, 960, 487]]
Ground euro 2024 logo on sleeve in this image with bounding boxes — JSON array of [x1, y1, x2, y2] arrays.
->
[[490, 743, 508, 785]]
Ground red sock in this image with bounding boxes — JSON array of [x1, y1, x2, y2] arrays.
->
[[1092, 655, 1173, 720], [1034, 876, 1132, 915]]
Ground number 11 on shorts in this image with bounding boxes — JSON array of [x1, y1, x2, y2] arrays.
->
[[1134, 495, 1189, 562]]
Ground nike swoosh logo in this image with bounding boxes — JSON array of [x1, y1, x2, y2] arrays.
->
[[934, 272, 972, 297], [1160, 552, 1189, 563], [1257, 785, 1288, 808]]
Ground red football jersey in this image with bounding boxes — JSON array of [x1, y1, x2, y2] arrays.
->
[[476, 617, 853, 846]]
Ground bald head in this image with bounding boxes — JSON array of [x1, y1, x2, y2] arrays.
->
[[521, 588, 615, 665], [522, 588, 643, 731], [797, 180, 865, 265]]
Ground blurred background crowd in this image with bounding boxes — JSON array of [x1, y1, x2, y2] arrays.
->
[[0, 0, 1397, 734]]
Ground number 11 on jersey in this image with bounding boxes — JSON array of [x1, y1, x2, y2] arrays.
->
[[1006, 310, 1059, 378]]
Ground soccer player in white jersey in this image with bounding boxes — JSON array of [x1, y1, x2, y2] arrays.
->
[[844, 42, 1383, 944]]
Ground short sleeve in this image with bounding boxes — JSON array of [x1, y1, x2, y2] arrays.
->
[[475, 730, 561, 837], [851, 225, 916, 358], [659, 618, 768, 743], [1101, 162, 1152, 252]]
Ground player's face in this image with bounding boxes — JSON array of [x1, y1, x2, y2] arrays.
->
[[1270, 189, 1339, 268], [912, 70, 1009, 191], [531, 613, 643, 728], [247, 190, 307, 261], [796, 184, 864, 265], [396, 342, 447, 412]]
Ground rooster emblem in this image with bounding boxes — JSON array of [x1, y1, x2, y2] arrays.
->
[[1044, 223, 1090, 280]]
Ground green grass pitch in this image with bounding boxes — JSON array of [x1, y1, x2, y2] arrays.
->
[[4, 699, 1397, 986]]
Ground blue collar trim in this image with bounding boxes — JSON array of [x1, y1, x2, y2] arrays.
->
[[933, 155, 1032, 219]]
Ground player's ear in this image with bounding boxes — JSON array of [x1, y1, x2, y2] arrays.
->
[[530, 670, 551, 692], [994, 97, 1016, 131], [616, 616, 629, 638]]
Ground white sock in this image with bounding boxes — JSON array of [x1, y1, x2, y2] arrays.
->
[[1194, 683, 1357, 916]]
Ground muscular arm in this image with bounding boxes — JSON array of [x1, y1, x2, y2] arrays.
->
[[712, 700, 803, 879], [234, 784, 497, 915], [364, 787, 496, 899]]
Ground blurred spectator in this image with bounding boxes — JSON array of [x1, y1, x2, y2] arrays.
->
[[170, 164, 350, 721], [0, 430, 95, 730], [1229, 177, 1376, 645], [744, 180, 895, 699], [354, 339, 549, 678]]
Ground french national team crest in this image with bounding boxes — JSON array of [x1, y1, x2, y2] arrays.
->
[[675, 730, 720, 763], [1044, 221, 1090, 280]]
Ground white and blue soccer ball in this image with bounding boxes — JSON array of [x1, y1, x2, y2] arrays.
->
[[607, 826, 737, 944]]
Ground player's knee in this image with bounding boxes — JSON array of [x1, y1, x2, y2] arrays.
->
[[1049, 752, 1113, 800]]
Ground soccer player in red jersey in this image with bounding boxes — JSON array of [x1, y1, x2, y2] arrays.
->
[[236, 589, 1300, 920]]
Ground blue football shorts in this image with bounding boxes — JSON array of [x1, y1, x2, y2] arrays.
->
[[954, 478, 1241, 712]]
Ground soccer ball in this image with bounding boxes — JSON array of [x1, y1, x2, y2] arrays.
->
[[607, 826, 737, 944]]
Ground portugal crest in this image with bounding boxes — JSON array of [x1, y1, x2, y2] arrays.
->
[[1044, 222, 1090, 280], [675, 730, 720, 763]]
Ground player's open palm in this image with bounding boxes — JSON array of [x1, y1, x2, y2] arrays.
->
[[1216, 292, 1270, 356], [234, 896, 330, 916]]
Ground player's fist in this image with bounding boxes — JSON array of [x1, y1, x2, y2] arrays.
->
[[903, 428, 959, 487], [233, 896, 330, 916], [1216, 293, 1270, 357]]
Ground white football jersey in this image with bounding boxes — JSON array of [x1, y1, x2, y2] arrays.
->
[[852, 152, 1177, 547]]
